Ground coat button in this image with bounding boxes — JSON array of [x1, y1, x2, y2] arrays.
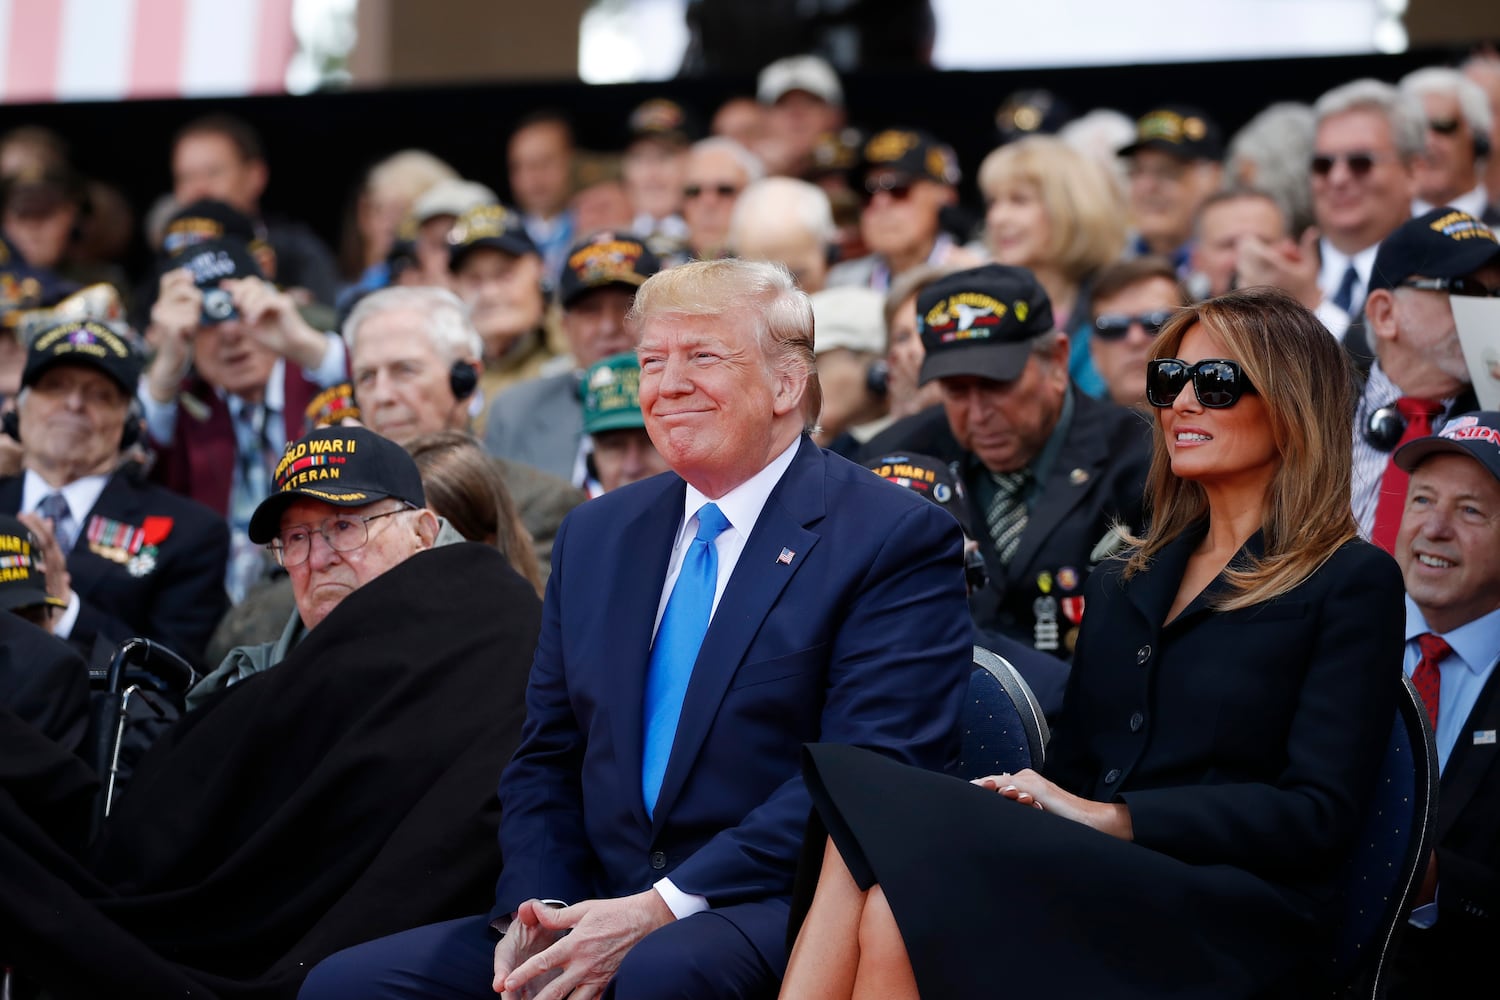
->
[[1136, 645, 1151, 665], [1104, 768, 1121, 784], [1129, 712, 1144, 732], [649, 851, 667, 870]]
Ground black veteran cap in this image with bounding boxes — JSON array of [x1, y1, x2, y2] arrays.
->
[[162, 199, 265, 258], [447, 203, 538, 271], [248, 425, 426, 543], [581, 351, 646, 435], [1120, 105, 1224, 161], [22, 319, 141, 396], [865, 452, 974, 528], [557, 231, 660, 309], [917, 264, 1055, 385], [1368, 207, 1500, 293], [1394, 410, 1500, 483], [860, 128, 961, 188], [0, 514, 67, 612]]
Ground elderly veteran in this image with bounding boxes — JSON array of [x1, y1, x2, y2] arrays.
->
[[859, 264, 1151, 656], [0, 422, 541, 998], [186, 423, 454, 708], [0, 319, 229, 670], [485, 228, 661, 485], [578, 351, 669, 496]]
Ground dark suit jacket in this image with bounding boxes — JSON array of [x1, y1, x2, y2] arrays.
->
[[0, 612, 89, 755], [1390, 651, 1500, 998], [484, 371, 583, 484], [148, 368, 322, 518], [0, 468, 230, 670], [1053, 528, 1405, 905], [493, 437, 973, 969], [860, 394, 1152, 655]]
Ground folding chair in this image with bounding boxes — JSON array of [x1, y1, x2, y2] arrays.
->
[[957, 643, 1051, 779]]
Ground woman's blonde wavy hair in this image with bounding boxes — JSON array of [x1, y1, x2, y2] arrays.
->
[[1122, 286, 1360, 610]]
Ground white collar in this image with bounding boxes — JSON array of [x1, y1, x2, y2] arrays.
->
[[679, 436, 802, 546], [22, 467, 109, 526]]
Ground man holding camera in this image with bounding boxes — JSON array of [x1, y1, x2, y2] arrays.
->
[[141, 236, 347, 602]]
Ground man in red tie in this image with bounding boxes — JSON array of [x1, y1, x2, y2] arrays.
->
[[1354, 206, 1500, 553], [1386, 410, 1500, 998]]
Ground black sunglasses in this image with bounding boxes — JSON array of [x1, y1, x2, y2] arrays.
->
[[683, 183, 740, 200], [1146, 358, 1256, 409], [1427, 117, 1462, 135], [1094, 310, 1174, 340], [863, 174, 914, 201], [1400, 276, 1500, 298], [1309, 151, 1394, 178]]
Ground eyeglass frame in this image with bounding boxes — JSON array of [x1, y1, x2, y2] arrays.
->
[[265, 503, 416, 568], [1093, 309, 1175, 341], [862, 172, 917, 202], [1145, 358, 1256, 409], [1399, 276, 1500, 298]]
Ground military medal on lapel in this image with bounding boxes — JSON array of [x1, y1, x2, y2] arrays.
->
[[87, 514, 173, 577]]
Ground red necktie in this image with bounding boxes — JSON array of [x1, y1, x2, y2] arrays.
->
[[1371, 398, 1445, 554], [1412, 633, 1450, 731]]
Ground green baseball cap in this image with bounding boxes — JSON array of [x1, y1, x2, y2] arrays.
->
[[581, 352, 646, 436]]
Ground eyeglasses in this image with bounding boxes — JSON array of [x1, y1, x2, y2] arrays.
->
[[1309, 151, 1395, 178], [1427, 117, 1462, 135], [863, 174, 914, 202], [683, 183, 740, 200], [1093, 310, 1174, 340], [266, 505, 413, 567], [1399, 276, 1500, 298], [1146, 358, 1255, 409]]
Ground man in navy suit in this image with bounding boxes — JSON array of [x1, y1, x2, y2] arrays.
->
[[1386, 411, 1500, 998], [300, 258, 973, 1000]]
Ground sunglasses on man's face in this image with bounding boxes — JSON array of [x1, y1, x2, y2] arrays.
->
[[1309, 151, 1393, 178], [1093, 310, 1174, 340], [683, 183, 740, 200], [1400, 276, 1500, 298], [863, 174, 915, 202], [1146, 358, 1256, 409]]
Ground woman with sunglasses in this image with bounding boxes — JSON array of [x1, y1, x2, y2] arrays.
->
[[778, 286, 1407, 1000]]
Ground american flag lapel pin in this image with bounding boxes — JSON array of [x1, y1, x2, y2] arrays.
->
[[776, 547, 795, 565]]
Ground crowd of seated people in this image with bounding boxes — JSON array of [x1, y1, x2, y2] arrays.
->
[[0, 43, 1496, 999]]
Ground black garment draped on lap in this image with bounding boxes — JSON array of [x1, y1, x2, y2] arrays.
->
[[791, 530, 1407, 1000], [0, 542, 540, 999]]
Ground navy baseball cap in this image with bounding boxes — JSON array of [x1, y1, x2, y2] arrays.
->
[[1368, 208, 1500, 294], [1394, 411, 1500, 484]]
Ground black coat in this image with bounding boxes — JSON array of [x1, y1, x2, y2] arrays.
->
[[859, 393, 1152, 656]]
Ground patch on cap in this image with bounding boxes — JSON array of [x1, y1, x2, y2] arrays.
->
[[1435, 414, 1500, 448], [1120, 105, 1223, 160], [0, 515, 66, 610], [558, 232, 660, 308], [629, 98, 691, 141], [447, 203, 537, 269], [581, 351, 646, 435], [865, 452, 973, 527], [23, 318, 141, 395], [924, 291, 1013, 344], [1393, 410, 1500, 482], [1428, 209, 1498, 244], [304, 382, 360, 432]]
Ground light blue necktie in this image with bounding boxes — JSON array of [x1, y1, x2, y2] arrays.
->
[[642, 502, 730, 816]]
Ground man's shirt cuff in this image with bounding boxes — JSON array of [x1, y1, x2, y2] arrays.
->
[[654, 878, 708, 919]]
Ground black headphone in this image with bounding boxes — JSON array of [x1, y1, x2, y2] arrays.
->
[[1475, 129, 1492, 162], [964, 547, 989, 594], [866, 359, 889, 398], [449, 360, 478, 401], [1364, 404, 1407, 452], [4, 397, 144, 450]]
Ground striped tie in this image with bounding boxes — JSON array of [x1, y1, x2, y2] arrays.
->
[[986, 470, 1030, 565]]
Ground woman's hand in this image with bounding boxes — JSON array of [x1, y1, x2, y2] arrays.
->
[[973, 769, 1134, 841]]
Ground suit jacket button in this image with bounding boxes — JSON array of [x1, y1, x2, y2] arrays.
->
[[1104, 768, 1121, 784], [650, 851, 667, 870], [1136, 645, 1151, 665], [1129, 712, 1144, 732]]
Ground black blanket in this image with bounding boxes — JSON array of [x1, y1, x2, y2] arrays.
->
[[0, 542, 540, 998]]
